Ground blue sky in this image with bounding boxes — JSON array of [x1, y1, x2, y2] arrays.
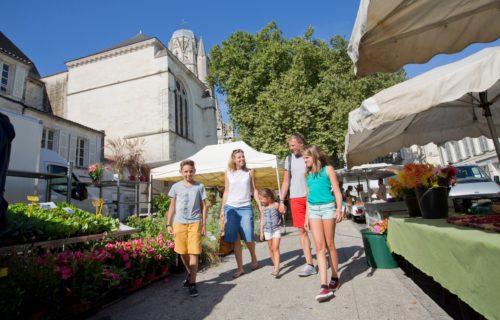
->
[[3, 0, 500, 120]]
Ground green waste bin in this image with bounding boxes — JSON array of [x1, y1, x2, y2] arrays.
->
[[361, 229, 398, 269]]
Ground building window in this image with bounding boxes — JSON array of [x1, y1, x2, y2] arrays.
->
[[462, 139, 470, 158], [76, 137, 86, 167], [1, 63, 9, 93], [479, 136, 489, 153], [41, 128, 56, 151], [174, 80, 189, 138], [444, 142, 454, 163], [452, 141, 462, 161]]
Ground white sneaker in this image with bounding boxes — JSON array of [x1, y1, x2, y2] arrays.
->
[[298, 264, 317, 277]]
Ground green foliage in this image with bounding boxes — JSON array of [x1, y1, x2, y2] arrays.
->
[[208, 22, 406, 164], [125, 214, 165, 238], [0, 203, 120, 245], [152, 194, 171, 217]]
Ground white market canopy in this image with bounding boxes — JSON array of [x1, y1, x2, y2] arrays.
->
[[348, 0, 500, 77], [345, 47, 500, 168], [150, 141, 284, 189]]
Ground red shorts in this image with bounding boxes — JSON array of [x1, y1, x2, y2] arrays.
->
[[290, 197, 307, 228]]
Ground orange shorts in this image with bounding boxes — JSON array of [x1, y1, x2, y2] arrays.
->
[[173, 222, 202, 255], [290, 197, 307, 228]]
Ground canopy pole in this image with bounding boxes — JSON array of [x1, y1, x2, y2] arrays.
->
[[480, 92, 500, 161], [147, 173, 153, 215], [275, 159, 285, 234]]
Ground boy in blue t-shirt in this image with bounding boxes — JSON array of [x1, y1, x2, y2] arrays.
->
[[166, 159, 207, 297]]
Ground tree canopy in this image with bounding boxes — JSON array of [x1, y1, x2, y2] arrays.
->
[[208, 22, 406, 164]]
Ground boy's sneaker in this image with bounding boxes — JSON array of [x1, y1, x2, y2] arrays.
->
[[315, 287, 334, 302], [329, 278, 340, 292], [183, 273, 191, 288], [298, 264, 317, 277], [188, 284, 199, 297]]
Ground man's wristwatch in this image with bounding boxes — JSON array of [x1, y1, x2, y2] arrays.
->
[[166, 224, 171, 228]]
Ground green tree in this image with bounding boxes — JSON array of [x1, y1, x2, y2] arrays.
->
[[208, 22, 406, 165]]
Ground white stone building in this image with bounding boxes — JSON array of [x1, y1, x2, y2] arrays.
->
[[43, 30, 219, 168], [0, 31, 104, 176], [401, 137, 499, 179]]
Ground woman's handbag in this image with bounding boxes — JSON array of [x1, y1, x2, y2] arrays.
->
[[217, 216, 234, 256]]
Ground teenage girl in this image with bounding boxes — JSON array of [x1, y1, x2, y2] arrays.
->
[[302, 144, 343, 302]]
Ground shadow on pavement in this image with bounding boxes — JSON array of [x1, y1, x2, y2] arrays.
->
[[337, 245, 370, 285]]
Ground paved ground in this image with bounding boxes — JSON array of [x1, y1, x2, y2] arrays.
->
[[91, 221, 451, 320]]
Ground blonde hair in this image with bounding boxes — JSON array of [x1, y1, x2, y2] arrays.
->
[[301, 144, 329, 174], [227, 149, 247, 171]]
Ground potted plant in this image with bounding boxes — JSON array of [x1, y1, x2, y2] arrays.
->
[[397, 163, 457, 219], [88, 163, 105, 185], [361, 219, 398, 269], [388, 168, 421, 217]]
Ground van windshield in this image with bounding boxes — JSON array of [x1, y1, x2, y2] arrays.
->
[[455, 165, 491, 184]]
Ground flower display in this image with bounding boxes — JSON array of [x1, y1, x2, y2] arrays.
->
[[369, 218, 388, 234], [388, 163, 458, 198], [88, 163, 107, 183]]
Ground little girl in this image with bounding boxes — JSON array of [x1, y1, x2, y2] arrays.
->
[[258, 188, 283, 278], [302, 144, 343, 302]]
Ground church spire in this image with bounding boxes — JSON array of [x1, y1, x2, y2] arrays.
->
[[197, 36, 208, 84]]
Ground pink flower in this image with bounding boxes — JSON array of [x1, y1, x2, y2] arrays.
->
[[59, 266, 73, 280], [121, 253, 130, 262], [167, 241, 175, 250]]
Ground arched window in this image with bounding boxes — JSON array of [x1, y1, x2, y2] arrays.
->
[[175, 80, 189, 138]]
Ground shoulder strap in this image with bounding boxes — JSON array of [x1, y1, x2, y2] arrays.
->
[[288, 153, 293, 181]]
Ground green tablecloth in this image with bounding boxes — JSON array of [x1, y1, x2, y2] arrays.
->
[[387, 217, 500, 320]]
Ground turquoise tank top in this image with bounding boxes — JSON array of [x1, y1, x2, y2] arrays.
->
[[306, 166, 335, 205]]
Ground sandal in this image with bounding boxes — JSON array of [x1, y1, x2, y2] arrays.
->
[[270, 269, 280, 277], [233, 270, 245, 278], [251, 263, 260, 271]]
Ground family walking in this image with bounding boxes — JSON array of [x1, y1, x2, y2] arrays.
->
[[165, 134, 343, 302]]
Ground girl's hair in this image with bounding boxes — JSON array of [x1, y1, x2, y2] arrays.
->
[[227, 149, 247, 171], [301, 144, 329, 174], [180, 159, 195, 170], [258, 188, 275, 200]]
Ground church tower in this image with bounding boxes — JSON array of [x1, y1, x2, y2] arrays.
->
[[168, 29, 198, 76]]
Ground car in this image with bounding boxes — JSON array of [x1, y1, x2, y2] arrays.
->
[[449, 164, 500, 213]]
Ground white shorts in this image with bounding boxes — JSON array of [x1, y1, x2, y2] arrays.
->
[[264, 229, 281, 241]]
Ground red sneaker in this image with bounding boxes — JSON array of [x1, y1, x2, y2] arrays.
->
[[329, 278, 340, 291], [315, 287, 334, 302]]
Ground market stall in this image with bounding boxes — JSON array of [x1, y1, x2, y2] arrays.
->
[[387, 217, 500, 319]]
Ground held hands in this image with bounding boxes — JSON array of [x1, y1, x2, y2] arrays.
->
[[304, 219, 310, 232], [278, 202, 286, 214], [201, 224, 206, 236]]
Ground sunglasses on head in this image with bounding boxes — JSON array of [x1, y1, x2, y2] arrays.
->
[[232, 149, 244, 154]]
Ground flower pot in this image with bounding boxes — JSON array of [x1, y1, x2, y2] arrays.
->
[[404, 192, 421, 217], [139, 176, 147, 182], [69, 302, 92, 315], [158, 265, 169, 276], [129, 175, 136, 181], [416, 187, 449, 219], [360, 229, 398, 269], [144, 271, 156, 282], [129, 277, 143, 290]]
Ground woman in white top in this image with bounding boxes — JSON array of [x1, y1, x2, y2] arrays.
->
[[220, 149, 262, 278]]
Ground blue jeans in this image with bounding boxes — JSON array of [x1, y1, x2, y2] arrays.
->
[[224, 204, 254, 242]]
